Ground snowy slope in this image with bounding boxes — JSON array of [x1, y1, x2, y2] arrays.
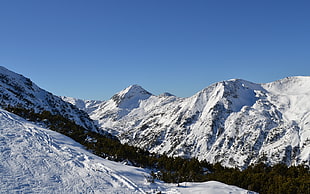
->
[[0, 66, 96, 131], [65, 77, 310, 169], [0, 108, 255, 193]]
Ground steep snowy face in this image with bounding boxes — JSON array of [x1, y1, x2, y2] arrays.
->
[[0, 108, 255, 194], [74, 77, 310, 169], [0, 66, 96, 131], [261, 76, 310, 166]]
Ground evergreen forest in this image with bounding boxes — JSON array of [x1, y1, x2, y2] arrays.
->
[[5, 106, 310, 194]]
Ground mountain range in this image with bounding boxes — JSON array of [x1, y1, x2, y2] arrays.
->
[[0, 66, 257, 193], [0, 66, 308, 192], [0, 65, 309, 169], [63, 77, 310, 169]]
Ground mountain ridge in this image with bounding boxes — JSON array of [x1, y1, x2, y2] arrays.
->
[[64, 76, 310, 169], [1, 67, 308, 193], [0, 66, 97, 131], [1, 65, 308, 169]]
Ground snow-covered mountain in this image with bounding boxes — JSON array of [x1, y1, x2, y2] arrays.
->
[[61, 96, 103, 113], [0, 66, 96, 131], [0, 108, 255, 193], [66, 77, 310, 169]]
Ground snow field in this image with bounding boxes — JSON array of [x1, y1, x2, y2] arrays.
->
[[0, 108, 254, 193]]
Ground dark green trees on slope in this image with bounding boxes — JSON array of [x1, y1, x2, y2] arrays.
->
[[5, 106, 310, 194]]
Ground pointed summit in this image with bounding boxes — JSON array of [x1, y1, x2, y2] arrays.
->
[[159, 92, 175, 97], [119, 84, 152, 97], [111, 85, 152, 109]]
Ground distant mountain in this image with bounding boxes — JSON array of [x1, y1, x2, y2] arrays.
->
[[0, 108, 255, 193], [65, 77, 310, 169], [0, 66, 96, 131], [62, 85, 154, 135], [61, 96, 102, 113]]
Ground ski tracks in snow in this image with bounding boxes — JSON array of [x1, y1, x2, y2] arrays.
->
[[0, 109, 256, 193], [90, 162, 147, 193], [0, 109, 148, 193]]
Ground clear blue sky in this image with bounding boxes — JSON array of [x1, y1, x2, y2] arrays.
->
[[1, 0, 309, 100]]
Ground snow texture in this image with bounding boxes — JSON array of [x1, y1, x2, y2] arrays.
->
[[0, 108, 254, 193]]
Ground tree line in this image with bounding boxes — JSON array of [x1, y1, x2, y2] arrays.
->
[[5, 106, 310, 194]]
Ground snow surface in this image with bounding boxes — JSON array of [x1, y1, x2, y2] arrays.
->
[[0, 108, 255, 193], [64, 77, 310, 169]]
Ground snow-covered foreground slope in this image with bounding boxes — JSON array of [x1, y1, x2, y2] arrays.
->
[[65, 77, 310, 169], [0, 108, 255, 193]]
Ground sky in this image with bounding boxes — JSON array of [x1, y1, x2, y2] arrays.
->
[[0, 0, 309, 100]]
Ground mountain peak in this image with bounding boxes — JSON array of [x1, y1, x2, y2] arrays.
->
[[121, 84, 152, 96], [159, 92, 175, 97], [111, 85, 152, 109], [223, 79, 261, 89]]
